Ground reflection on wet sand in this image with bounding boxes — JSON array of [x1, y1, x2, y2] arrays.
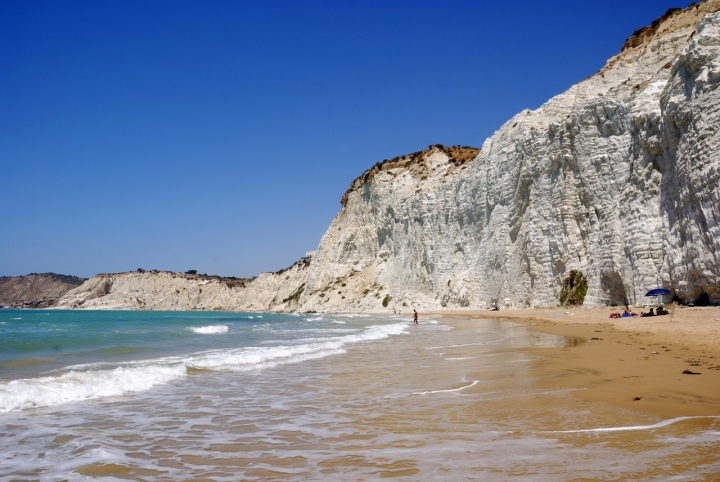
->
[[3, 317, 719, 480], [562, 335, 586, 347]]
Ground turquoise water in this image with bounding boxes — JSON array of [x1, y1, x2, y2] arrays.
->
[[1, 310, 718, 480], [0, 310, 406, 413], [0, 310, 325, 380]]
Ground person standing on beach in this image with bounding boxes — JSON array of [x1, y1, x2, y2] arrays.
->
[[413, 310, 418, 324]]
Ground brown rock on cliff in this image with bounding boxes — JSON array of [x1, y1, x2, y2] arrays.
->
[[0, 273, 87, 307]]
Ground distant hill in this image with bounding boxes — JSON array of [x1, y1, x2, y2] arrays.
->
[[54, 260, 310, 312], [0, 273, 87, 308]]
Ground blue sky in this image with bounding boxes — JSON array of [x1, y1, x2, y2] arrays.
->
[[1, 0, 691, 278]]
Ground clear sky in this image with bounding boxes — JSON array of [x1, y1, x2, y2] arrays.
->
[[0, 0, 692, 279]]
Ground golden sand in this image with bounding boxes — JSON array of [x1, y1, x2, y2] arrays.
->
[[57, 312, 720, 479], [440, 306, 720, 419]]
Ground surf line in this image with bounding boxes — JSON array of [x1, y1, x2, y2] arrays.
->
[[541, 415, 720, 434], [412, 380, 479, 396]]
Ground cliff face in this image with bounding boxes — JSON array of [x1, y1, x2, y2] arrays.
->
[[54, 2, 720, 313], [298, 2, 720, 312], [0, 273, 87, 307], [54, 258, 310, 311]]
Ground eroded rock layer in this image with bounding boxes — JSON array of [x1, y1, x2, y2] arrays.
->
[[299, 2, 720, 312], [55, 258, 310, 311], [56, 2, 720, 312], [0, 273, 87, 307]]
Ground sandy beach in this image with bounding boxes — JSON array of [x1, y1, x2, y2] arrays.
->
[[440, 306, 720, 419], [3, 310, 719, 479]]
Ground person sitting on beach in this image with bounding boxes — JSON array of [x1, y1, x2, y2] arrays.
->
[[656, 306, 667, 315], [491, 302, 500, 311], [641, 308, 655, 317], [622, 305, 637, 317]]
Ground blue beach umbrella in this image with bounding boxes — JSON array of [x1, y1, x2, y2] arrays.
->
[[644, 288, 673, 308], [644, 288, 673, 297]]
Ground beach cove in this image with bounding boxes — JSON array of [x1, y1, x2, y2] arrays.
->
[[1, 309, 719, 480]]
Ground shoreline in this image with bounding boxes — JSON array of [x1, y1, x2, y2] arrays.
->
[[3, 310, 720, 478], [437, 307, 720, 419]]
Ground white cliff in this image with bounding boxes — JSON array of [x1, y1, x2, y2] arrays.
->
[[299, 2, 720, 312], [55, 257, 310, 311], [58, 2, 720, 313]]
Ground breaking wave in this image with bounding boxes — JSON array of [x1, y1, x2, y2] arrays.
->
[[188, 325, 228, 334], [0, 322, 407, 414]]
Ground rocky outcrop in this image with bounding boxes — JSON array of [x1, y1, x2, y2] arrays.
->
[[53, 2, 720, 313], [298, 1, 720, 311], [0, 273, 87, 307], [55, 257, 311, 311]]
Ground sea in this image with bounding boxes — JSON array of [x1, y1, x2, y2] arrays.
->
[[0, 310, 718, 481]]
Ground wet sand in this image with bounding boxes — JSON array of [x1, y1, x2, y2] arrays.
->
[[5, 313, 719, 480], [440, 306, 720, 419]]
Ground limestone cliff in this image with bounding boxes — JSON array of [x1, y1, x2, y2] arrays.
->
[[54, 257, 310, 311], [55, 2, 720, 313], [298, 1, 720, 312]]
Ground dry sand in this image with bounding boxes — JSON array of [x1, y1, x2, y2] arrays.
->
[[439, 306, 720, 419]]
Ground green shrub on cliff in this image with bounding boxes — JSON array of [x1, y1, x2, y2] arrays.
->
[[282, 283, 305, 303], [559, 270, 588, 306]]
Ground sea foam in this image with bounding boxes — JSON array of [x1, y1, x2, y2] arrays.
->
[[0, 364, 186, 414], [412, 380, 479, 395], [189, 325, 229, 334], [546, 416, 720, 433], [0, 321, 408, 414]]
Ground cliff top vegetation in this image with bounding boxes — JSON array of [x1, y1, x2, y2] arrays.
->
[[341, 144, 480, 206], [0, 273, 87, 285]]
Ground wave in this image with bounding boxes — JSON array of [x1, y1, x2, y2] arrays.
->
[[412, 380, 479, 395], [0, 365, 185, 414], [423, 335, 507, 350], [183, 322, 406, 371], [545, 416, 720, 433], [188, 325, 228, 334], [0, 322, 407, 414]]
